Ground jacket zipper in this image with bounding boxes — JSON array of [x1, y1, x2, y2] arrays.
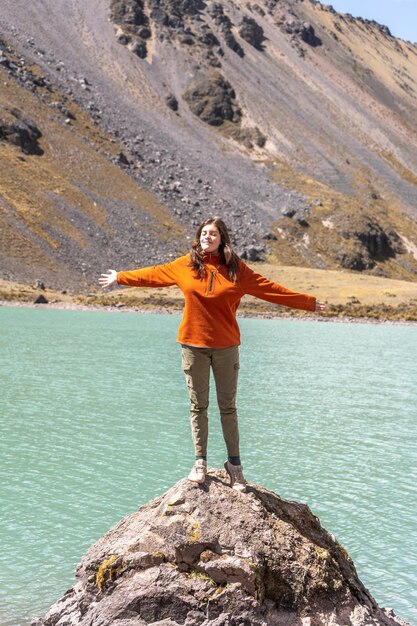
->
[[208, 270, 216, 294]]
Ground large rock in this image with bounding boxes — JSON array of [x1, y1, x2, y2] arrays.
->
[[208, 4, 245, 57], [283, 18, 322, 47], [183, 73, 241, 126], [0, 107, 43, 155], [238, 16, 265, 50], [32, 470, 409, 626], [111, 0, 151, 58], [337, 214, 403, 270]]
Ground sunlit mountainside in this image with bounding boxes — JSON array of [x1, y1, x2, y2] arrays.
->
[[1, 0, 417, 297]]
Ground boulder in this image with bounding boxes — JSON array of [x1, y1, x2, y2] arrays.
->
[[283, 19, 322, 47], [240, 245, 265, 261], [238, 16, 265, 50], [223, 30, 245, 57], [208, 6, 245, 57], [0, 50, 9, 66], [166, 94, 179, 111], [128, 39, 147, 58], [183, 73, 241, 126], [300, 22, 322, 47], [336, 248, 374, 271], [339, 214, 402, 266], [34, 294, 48, 304], [115, 151, 131, 165], [110, 0, 147, 26], [282, 208, 297, 218], [262, 232, 277, 241], [0, 107, 43, 155], [31, 470, 409, 626]]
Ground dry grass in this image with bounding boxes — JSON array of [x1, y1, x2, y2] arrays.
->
[[245, 264, 417, 305]]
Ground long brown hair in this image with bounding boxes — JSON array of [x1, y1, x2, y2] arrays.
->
[[189, 217, 240, 282]]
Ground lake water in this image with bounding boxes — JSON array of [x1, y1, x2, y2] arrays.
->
[[1, 307, 416, 626]]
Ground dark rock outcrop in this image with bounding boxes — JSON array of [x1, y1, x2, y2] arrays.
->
[[111, 0, 216, 61], [336, 248, 374, 271], [338, 214, 403, 270], [0, 107, 43, 155], [300, 22, 322, 47], [238, 16, 265, 50], [183, 73, 242, 126], [110, 0, 248, 66], [283, 18, 322, 47], [32, 470, 409, 626], [111, 0, 151, 58], [34, 294, 48, 304], [166, 93, 179, 111], [208, 4, 245, 57], [240, 245, 266, 261]]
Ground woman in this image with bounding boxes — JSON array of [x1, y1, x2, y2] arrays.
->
[[99, 217, 325, 492]]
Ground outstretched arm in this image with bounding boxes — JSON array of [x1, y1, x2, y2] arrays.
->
[[98, 257, 184, 290], [99, 269, 118, 289], [240, 262, 325, 312]]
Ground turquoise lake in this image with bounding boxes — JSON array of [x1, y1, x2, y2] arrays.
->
[[0, 307, 416, 625]]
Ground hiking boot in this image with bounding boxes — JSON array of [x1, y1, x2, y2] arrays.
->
[[224, 460, 247, 492], [188, 459, 207, 484]]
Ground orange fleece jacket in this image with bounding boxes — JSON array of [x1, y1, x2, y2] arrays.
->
[[117, 253, 316, 348]]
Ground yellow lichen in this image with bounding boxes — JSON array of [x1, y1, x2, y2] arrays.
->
[[95, 555, 124, 591], [189, 519, 201, 541], [188, 569, 217, 586], [315, 547, 330, 560]]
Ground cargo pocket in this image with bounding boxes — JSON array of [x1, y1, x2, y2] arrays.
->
[[181, 347, 194, 383], [181, 346, 195, 399]]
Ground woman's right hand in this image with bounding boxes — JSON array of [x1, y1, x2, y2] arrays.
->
[[98, 269, 118, 289]]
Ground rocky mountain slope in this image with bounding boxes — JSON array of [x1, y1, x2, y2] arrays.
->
[[32, 470, 409, 626], [1, 0, 417, 290]]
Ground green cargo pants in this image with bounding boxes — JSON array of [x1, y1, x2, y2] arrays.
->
[[181, 344, 240, 458]]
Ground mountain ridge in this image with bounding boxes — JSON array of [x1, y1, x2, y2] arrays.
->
[[1, 0, 417, 290]]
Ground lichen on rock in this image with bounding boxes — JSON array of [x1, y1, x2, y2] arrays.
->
[[32, 470, 410, 626]]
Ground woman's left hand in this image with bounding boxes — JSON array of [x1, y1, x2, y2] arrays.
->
[[315, 300, 326, 312]]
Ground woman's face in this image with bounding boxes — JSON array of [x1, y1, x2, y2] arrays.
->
[[200, 224, 221, 254]]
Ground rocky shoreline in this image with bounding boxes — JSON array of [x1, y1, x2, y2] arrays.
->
[[2, 299, 417, 327]]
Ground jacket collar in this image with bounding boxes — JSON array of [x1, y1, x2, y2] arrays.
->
[[202, 252, 221, 264]]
